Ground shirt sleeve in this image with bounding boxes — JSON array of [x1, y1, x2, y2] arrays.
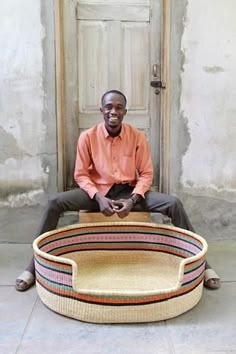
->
[[74, 132, 99, 199], [132, 132, 154, 198]]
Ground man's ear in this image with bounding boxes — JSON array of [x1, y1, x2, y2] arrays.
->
[[100, 107, 103, 113], [124, 108, 127, 115]]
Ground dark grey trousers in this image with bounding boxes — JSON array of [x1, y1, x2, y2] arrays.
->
[[27, 184, 195, 273], [35, 184, 195, 237]]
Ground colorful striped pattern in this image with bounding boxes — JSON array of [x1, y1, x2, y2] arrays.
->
[[34, 223, 207, 307]]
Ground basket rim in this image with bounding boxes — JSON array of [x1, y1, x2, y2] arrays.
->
[[33, 221, 208, 296]]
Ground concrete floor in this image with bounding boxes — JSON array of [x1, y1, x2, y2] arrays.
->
[[0, 206, 236, 354]]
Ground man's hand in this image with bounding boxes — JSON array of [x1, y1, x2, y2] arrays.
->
[[94, 193, 116, 216], [111, 199, 133, 218]]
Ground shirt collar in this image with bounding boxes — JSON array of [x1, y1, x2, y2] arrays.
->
[[102, 122, 124, 139]]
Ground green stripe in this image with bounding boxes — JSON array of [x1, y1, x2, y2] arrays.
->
[[37, 272, 73, 292], [48, 242, 194, 257], [35, 256, 72, 274], [37, 271, 202, 301], [184, 260, 205, 274], [39, 228, 202, 249]]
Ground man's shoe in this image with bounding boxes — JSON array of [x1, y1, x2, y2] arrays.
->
[[204, 269, 221, 289], [15, 270, 35, 291]]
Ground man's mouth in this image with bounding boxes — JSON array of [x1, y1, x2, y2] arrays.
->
[[109, 117, 119, 122]]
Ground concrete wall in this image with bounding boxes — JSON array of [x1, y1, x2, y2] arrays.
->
[[0, 0, 57, 207], [170, 0, 236, 238], [0, 0, 235, 239]]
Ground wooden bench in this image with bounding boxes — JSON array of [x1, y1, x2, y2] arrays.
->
[[79, 211, 151, 223]]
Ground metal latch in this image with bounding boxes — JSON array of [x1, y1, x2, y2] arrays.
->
[[150, 80, 165, 88], [151, 64, 166, 89]]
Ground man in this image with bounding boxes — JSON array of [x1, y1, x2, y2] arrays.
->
[[16, 90, 221, 291]]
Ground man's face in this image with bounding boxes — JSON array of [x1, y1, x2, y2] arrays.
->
[[100, 92, 127, 136]]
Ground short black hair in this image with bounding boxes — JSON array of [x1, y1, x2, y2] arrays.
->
[[101, 90, 127, 106]]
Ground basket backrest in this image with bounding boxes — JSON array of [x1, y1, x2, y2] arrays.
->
[[36, 223, 205, 259]]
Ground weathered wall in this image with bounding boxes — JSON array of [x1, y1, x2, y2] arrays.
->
[[1, 0, 235, 239], [170, 0, 236, 239], [0, 0, 57, 207]]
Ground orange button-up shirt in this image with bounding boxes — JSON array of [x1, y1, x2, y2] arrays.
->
[[74, 122, 154, 199]]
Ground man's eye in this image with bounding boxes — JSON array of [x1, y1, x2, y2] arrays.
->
[[104, 106, 124, 111]]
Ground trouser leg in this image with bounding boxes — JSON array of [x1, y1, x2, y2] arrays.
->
[[139, 191, 195, 232], [26, 188, 98, 274], [34, 188, 98, 237], [105, 185, 195, 232], [141, 192, 213, 271]]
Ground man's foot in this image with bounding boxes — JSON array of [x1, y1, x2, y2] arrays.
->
[[204, 268, 221, 290], [15, 270, 35, 292]]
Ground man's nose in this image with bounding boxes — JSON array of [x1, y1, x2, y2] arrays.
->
[[110, 107, 117, 114]]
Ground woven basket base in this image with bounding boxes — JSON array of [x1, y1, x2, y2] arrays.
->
[[36, 281, 203, 323], [63, 250, 182, 293]]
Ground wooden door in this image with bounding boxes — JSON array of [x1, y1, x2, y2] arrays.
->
[[64, 0, 162, 189]]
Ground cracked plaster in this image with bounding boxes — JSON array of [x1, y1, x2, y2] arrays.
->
[[0, 1, 57, 206]]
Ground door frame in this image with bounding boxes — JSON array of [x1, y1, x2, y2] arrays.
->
[[55, 0, 170, 193]]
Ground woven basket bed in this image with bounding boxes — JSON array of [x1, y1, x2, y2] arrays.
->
[[33, 222, 207, 323]]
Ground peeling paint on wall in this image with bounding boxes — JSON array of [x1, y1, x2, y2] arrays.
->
[[180, 0, 236, 201], [0, 188, 47, 208], [169, 0, 189, 193], [203, 66, 224, 74], [0, 126, 24, 162], [0, 0, 56, 207], [0, 156, 48, 193]]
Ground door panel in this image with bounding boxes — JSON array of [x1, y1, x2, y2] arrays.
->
[[122, 23, 149, 110], [77, 4, 149, 21], [77, 0, 150, 22], [78, 21, 108, 111], [66, 0, 161, 188]]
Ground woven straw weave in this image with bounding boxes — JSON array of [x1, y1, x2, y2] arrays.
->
[[33, 222, 208, 323]]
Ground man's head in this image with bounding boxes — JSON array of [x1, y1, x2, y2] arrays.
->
[[100, 90, 127, 137]]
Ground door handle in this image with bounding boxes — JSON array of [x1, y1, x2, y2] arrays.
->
[[151, 64, 166, 90], [152, 64, 158, 78], [150, 80, 166, 89], [150, 80, 162, 88]]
